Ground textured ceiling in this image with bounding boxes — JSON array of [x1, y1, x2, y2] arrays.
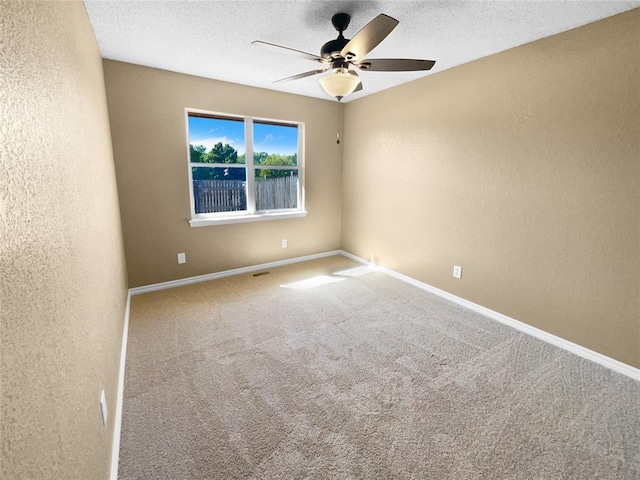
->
[[84, 1, 639, 102]]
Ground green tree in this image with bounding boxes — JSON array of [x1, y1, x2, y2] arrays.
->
[[253, 152, 268, 165], [256, 153, 296, 179], [190, 144, 207, 163], [202, 142, 238, 164], [192, 143, 244, 180]]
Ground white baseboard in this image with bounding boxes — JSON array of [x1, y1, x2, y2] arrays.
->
[[110, 291, 131, 480], [129, 250, 342, 295], [338, 250, 639, 382]]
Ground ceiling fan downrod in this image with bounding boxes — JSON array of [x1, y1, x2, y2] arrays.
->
[[320, 13, 351, 59]]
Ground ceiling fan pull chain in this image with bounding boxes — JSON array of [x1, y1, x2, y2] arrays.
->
[[336, 103, 341, 144]]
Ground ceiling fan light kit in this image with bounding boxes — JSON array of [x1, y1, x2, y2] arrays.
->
[[319, 69, 361, 101], [253, 12, 436, 102]]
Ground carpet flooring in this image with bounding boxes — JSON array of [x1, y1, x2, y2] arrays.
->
[[119, 255, 639, 479]]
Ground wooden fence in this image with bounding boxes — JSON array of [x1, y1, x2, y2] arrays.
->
[[193, 180, 246, 213], [193, 176, 297, 214], [256, 175, 297, 211]]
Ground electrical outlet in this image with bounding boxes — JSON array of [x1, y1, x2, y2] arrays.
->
[[177, 252, 186, 264], [453, 265, 463, 279], [281, 239, 287, 248], [100, 390, 108, 427]]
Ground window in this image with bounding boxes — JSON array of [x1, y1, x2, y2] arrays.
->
[[186, 109, 305, 226]]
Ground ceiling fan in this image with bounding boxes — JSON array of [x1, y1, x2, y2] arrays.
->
[[252, 12, 436, 101]]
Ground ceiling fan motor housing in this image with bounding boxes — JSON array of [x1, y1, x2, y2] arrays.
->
[[321, 37, 350, 59]]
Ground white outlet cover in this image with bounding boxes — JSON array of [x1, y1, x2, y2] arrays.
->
[[100, 390, 108, 427], [177, 252, 186, 264], [453, 265, 463, 279], [281, 239, 287, 248]]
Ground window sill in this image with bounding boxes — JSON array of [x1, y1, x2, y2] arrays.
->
[[189, 210, 307, 227]]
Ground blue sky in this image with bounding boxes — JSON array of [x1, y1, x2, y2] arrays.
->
[[188, 116, 298, 155]]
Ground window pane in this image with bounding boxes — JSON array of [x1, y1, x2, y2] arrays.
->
[[255, 169, 298, 211], [192, 167, 246, 213], [188, 115, 246, 165], [253, 122, 298, 166]]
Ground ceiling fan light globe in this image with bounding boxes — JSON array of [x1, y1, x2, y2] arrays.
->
[[319, 71, 360, 100]]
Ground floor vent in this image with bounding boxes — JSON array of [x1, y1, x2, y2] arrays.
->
[[252, 271, 270, 277]]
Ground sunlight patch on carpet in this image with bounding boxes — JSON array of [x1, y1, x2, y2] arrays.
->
[[333, 265, 376, 277], [280, 274, 346, 290]]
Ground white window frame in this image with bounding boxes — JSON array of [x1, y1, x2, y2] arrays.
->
[[185, 108, 306, 227]]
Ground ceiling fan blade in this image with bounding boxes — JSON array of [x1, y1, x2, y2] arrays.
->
[[340, 14, 399, 61], [273, 68, 328, 83], [355, 58, 436, 72], [354, 80, 363, 93], [252, 40, 327, 63]]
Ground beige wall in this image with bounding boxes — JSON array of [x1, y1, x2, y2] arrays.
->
[[342, 10, 640, 368], [1, 3, 635, 478], [103, 61, 342, 288], [0, 2, 128, 479]]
